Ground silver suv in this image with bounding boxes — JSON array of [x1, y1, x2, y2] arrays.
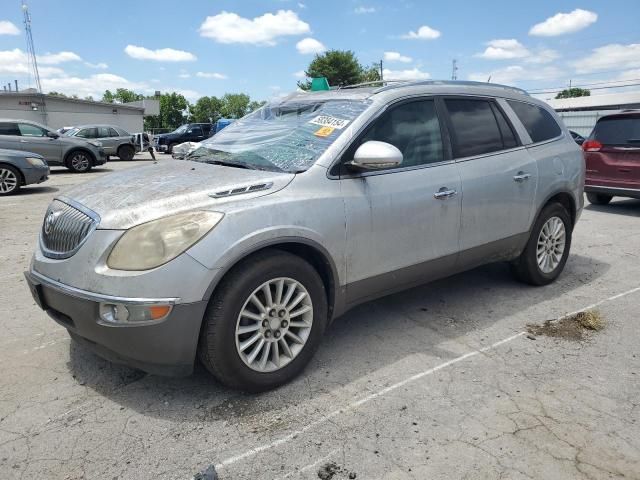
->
[[64, 125, 136, 161], [0, 119, 106, 172], [25, 81, 584, 391]]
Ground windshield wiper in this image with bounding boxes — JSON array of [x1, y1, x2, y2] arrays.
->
[[206, 159, 254, 170]]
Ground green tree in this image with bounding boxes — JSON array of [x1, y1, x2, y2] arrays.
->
[[191, 96, 224, 123], [298, 50, 378, 89], [555, 87, 591, 99], [101, 88, 144, 104], [220, 93, 252, 118], [158, 92, 189, 129], [48, 91, 67, 97]]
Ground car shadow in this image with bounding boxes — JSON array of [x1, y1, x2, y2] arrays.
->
[[49, 168, 115, 175], [65, 253, 609, 422], [19, 186, 59, 195], [585, 198, 640, 217]]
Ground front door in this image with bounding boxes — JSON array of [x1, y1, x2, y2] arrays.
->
[[339, 98, 462, 304], [17, 123, 62, 163], [0, 122, 23, 151], [441, 97, 538, 256]]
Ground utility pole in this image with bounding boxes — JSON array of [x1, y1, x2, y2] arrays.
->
[[22, 1, 47, 122], [451, 59, 458, 81], [379, 60, 383, 81]]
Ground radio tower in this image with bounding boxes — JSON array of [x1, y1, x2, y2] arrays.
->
[[451, 59, 458, 81], [22, 1, 42, 93]]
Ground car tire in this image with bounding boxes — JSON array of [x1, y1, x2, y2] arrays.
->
[[511, 202, 572, 286], [0, 164, 21, 196], [117, 145, 135, 161], [167, 143, 177, 154], [198, 249, 328, 392], [586, 193, 612, 205], [66, 151, 93, 173]]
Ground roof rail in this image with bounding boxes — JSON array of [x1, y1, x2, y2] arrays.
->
[[373, 80, 530, 96], [336, 80, 406, 90]]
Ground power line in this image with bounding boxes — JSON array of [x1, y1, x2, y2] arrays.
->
[[530, 80, 640, 94]]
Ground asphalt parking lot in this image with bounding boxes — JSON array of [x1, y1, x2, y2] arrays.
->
[[1, 155, 639, 480]]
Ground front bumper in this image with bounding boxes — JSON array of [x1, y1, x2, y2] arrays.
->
[[25, 270, 207, 376], [22, 165, 49, 186], [95, 149, 107, 165]]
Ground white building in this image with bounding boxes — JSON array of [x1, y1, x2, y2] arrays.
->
[[544, 91, 640, 137], [0, 91, 159, 133]]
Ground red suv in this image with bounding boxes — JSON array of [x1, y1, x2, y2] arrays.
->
[[583, 111, 640, 205]]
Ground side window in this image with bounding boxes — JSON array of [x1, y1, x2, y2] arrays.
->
[[491, 103, 518, 149], [0, 122, 20, 135], [75, 128, 97, 138], [354, 99, 444, 168], [108, 127, 120, 137], [98, 127, 111, 138], [444, 99, 505, 158], [18, 123, 46, 137], [190, 126, 203, 136], [507, 100, 561, 143]]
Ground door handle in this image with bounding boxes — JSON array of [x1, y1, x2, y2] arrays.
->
[[513, 172, 531, 183], [20, 139, 28, 143], [433, 188, 458, 200], [618, 168, 631, 173]]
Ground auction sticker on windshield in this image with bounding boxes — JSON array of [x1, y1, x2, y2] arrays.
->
[[309, 115, 350, 129], [314, 126, 335, 137]]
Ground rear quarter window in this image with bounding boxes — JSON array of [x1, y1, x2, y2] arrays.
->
[[592, 115, 640, 146], [0, 122, 19, 135], [507, 100, 561, 143]]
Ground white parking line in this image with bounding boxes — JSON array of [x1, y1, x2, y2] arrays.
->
[[274, 448, 340, 480], [214, 285, 640, 471]]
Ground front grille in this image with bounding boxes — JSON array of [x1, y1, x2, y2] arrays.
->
[[40, 199, 99, 259]]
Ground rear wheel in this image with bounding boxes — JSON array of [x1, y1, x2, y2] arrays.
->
[[66, 151, 92, 173], [586, 192, 612, 205], [0, 165, 20, 195], [117, 144, 135, 161], [198, 250, 328, 392], [511, 202, 572, 286], [167, 143, 177, 154]]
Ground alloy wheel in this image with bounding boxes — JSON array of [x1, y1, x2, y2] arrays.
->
[[0, 167, 18, 194], [70, 153, 90, 171], [235, 277, 313, 373], [536, 216, 566, 274]]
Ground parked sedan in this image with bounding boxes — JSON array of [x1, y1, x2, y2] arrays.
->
[[0, 148, 49, 195], [65, 125, 136, 161], [0, 119, 107, 172]]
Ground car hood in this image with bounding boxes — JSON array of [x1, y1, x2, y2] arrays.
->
[[62, 161, 295, 229]]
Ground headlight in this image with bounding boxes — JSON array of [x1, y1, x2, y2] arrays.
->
[[107, 211, 224, 270], [88, 140, 102, 147], [25, 157, 46, 167]]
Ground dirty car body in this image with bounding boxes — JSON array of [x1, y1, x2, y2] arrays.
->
[[26, 81, 584, 391]]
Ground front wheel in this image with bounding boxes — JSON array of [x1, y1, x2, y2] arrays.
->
[[0, 165, 20, 195], [118, 145, 135, 161], [66, 151, 92, 173], [586, 192, 612, 205], [198, 250, 328, 392], [511, 202, 572, 286]]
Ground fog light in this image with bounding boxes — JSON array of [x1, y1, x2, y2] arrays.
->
[[99, 303, 172, 325]]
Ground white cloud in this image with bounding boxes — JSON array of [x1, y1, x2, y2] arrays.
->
[[354, 6, 376, 14], [383, 68, 430, 81], [478, 39, 529, 60], [573, 43, 640, 74], [0, 48, 66, 77], [42, 73, 149, 99], [293, 70, 306, 78], [298, 3, 306, 8], [37, 51, 82, 65], [124, 45, 196, 62], [384, 51, 412, 63], [468, 65, 563, 85], [178, 73, 191, 79], [525, 49, 560, 64], [84, 62, 108, 69], [196, 71, 228, 79], [0, 20, 20, 35], [296, 37, 326, 54], [529, 9, 597, 37], [199, 10, 310, 46], [401, 25, 441, 40]]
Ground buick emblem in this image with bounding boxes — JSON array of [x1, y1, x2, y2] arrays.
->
[[43, 210, 60, 235]]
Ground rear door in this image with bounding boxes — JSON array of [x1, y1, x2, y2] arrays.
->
[[0, 122, 22, 151], [442, 97, 538, 258], [17, 123, 62, 162], [187, 125, 205, 142], [587, 114, 640, 190], [97, 126, 117, 155]]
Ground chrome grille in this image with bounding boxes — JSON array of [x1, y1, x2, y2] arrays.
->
[[40, 198, 99, 259]]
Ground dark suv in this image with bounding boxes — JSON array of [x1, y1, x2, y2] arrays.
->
[[583, 111, 640, 204], [153, 123, 214, 154]]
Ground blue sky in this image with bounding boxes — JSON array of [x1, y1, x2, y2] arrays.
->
[[0, 0, 639, 102]]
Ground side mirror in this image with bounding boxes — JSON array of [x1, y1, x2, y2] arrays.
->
[[46, 131, 59, 139], [348, 141, 403, 170]]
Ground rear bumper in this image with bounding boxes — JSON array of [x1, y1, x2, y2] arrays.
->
[[24, 270, 207, 376], [585, 184, 640, 200]]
